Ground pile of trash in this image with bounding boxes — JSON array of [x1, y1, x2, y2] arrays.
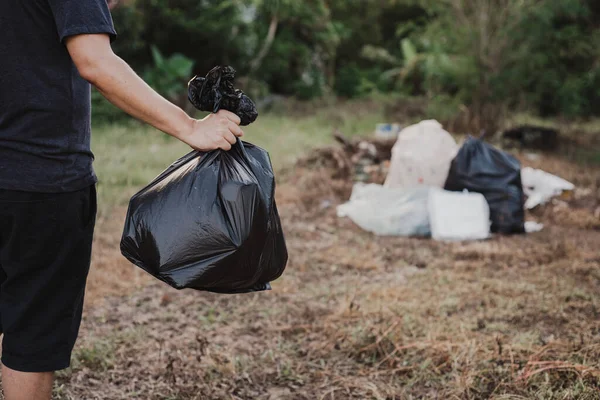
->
[[336, 120, 575, 241]]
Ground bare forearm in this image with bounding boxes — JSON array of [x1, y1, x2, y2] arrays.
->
[[87, 54, 192, 139], [66, 34, 243, 151]]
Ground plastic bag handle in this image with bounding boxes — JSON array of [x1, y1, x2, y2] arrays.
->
[[191, 137, 245, 160]]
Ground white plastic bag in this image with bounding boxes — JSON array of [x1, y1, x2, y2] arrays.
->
[[337, 183, 430, 236], [524, 221, 544, 233], [428, 189, 490, 241], [385, 120, 458, 189], [521, 167, 575, 209]]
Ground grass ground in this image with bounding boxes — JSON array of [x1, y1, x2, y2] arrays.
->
[[54, 101, 600, 399], [92, 100, 385, 214]]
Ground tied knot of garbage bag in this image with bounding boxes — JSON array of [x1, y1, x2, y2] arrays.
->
[[188, 66, 258, 126]]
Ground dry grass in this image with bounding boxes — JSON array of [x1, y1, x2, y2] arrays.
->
[[85, 208, 151, 305], [52, 125, 600, 399]]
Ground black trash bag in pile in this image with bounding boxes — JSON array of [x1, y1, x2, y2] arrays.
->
[[444, 136, 525, 234], [188, 66, 258, 126], [120, 68, 287, 294]]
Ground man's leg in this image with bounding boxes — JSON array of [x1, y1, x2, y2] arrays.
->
[[0, 186, 96, 399], [2, 367, 53, 400]]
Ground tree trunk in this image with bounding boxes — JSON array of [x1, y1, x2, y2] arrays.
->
[[249, 15, 279, 75]]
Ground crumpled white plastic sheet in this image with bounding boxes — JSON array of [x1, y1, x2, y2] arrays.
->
[[337, 183, 431, 237], [521, 167, 575, 209]]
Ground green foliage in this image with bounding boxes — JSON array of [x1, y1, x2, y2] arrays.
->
[[293, 66, 327, 100], [252, 0, 345, 98], [105, 0, 600, 119], [135, 0, 252, 76], [334, 64, 389, 98], [110, 5, 147, 70], [143, 46, 194, 104], [500, 0, 600, 117], [395, 0, 598, 121], [334, 64, 368, 98], [332, 0, 430, 98], [368, 0, 600, 128], [91, 89, 128, 124]]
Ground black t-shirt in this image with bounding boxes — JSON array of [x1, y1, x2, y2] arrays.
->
[[0, 0, 116, 193]]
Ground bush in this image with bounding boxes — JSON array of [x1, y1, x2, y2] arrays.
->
[[430, 0, 599, 120], [507, 0, 600, 117], [91, 89, 128, 124], [104, 0, 600, 119], [110, 5, 147, 71], [143, 46, 194, 106], [293, 66, 327, 101], [135, 0, 252, 76], [334, 64, 390, 98]]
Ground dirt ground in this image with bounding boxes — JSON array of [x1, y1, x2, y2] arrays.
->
[[54, 138, 600, 399]]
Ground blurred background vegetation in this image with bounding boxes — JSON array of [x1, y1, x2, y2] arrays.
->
[[96, 0, 600, 133]]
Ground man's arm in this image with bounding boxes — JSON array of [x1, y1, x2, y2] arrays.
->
[[65, 34, 243, 151]]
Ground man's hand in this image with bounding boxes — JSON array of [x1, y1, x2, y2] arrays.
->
[[64, 33, 243, 151], [179, 110, 243, 151]]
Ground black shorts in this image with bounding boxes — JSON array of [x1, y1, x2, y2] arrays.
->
[[0, 185, 96, 372]]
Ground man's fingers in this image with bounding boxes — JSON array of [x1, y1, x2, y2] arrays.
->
[[223, 131, 237, 145], [219, 140, 232, 151], [228, 121, 243, 137], [218, 110, 241, 125]]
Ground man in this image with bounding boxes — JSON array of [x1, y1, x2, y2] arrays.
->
[[0, 1, 243, 399]]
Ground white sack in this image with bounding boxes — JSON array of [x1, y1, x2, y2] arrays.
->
[[385, 120, 458, 189]]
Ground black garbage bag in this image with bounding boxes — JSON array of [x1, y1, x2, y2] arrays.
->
[[444, 136, 525, 234], [120, 142, 288, 293], [188, 66, 258, 126], [120, 67, 287, 294]]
